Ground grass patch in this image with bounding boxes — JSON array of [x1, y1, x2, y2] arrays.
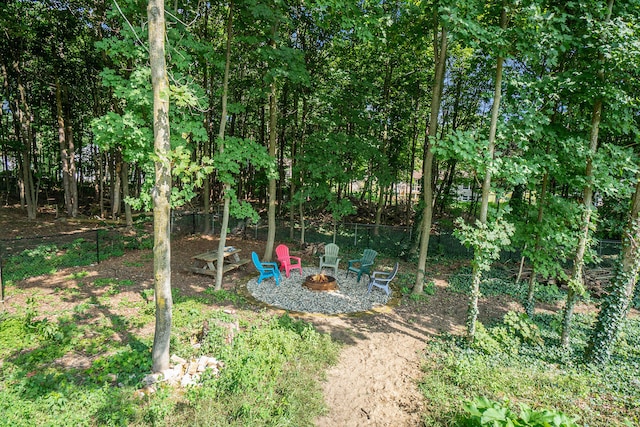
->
[[3, 228, 153, 284], [0, 300, 340, 427], [166, 313, 340, 426]]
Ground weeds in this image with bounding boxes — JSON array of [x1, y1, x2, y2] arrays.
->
[[420, 313, 640, 426]]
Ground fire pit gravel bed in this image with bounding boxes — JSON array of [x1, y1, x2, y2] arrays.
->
[[246, 267, 391, 314]]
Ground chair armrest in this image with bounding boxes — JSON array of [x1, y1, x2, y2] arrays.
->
[[371, 271, 390, 279], [263, 261, 279, 269], [290, 256, 302, 263]]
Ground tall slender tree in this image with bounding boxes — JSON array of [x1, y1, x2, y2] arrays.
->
[[215, 2, 234, 291], [414, 6, 448, 295], [148, 0, 172, 373], [561, 0, 614, 348], [585, 175, 640, 364], [466, 2, 509, 341]]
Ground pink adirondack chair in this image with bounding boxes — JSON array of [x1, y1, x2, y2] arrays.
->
[[275, 244, 303, 278]]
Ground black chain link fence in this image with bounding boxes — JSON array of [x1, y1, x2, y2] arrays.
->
[[0, 211, 622, 288]]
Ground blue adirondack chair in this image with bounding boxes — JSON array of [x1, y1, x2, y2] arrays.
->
[[319, 243, 341, 276], [251, 252, 281, 285], [346, 249, 377, 283], [367, 262, 399, 295]]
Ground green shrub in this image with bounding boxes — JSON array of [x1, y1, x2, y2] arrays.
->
[[503, 311, 544, 347], [460, 396, 581, 426], [471, 323, 503, 355], [177, 314, 340, 426]]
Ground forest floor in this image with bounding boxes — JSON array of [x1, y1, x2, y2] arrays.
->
[[0, 206, 601, 426]]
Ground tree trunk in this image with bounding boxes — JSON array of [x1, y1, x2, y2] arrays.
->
[[561, 0, 613, 347], [13, 61, 37, 219], [122, 161, 133, 227], [63, 84, 78, 217], [215, 2, 233, 291], [112, 150, 122, 219], [264, 22, 279, 262], [560, 98, 602, 348], [413, 23, 447, 295], [289, 94, 298, 241], [407, 96, 419, 225], [585, 176, 640, 364], [56, 76, 72, 216], [468, 6, 507, 341], [374, 61, 393, 237], [525, 172, 549, 316], [148, 0, 172, 374], [99, 149, 106, 218], [202, 4, 212, 234], [373, 183, 386, 236]]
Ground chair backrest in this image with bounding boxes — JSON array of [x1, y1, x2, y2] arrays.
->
[[251, 252, 265, 272], [387, 262, 399, 281], [323, 243, 339, 260], [275, 244, 290, 262], [362, 249, 378, 264]]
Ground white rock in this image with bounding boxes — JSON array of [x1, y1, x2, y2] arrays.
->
[[180, 373, 192, 387], [170, 354, 187, 364]]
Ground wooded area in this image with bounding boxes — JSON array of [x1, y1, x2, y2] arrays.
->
[[1, 0, 639, 352]]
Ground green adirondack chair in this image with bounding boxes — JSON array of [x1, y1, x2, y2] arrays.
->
[[346, 249, 377, 283], [319, 243, 341, 276]]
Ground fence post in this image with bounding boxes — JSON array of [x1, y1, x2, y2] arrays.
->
[[96, 229, 100, 264], [1, 257, 4, 310], [354, 223, 358, 246]]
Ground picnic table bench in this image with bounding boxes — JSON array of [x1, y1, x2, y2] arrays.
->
[[187, 247, 249, 277]]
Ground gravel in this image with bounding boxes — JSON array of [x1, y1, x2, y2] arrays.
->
[[246, 267, 391, 314]]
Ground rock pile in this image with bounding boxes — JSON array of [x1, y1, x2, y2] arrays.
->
[[135, 354, 224, 398]]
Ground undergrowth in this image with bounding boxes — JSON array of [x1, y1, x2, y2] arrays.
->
[[0, 300, 339, 427], [419, 311, 640, 426], [448, 266, 569, 304], [2, 227, 153, 283]]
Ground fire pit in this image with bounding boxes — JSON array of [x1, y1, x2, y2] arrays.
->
[[302, 273, 338, 291]]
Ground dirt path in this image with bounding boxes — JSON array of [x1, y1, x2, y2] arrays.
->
[[311, 311, 429, 426], [304, 279, 524, 427]]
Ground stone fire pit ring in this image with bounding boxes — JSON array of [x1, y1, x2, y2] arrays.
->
[[246, 267, 391, 314]]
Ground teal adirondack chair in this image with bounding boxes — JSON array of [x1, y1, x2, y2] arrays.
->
[[252, 252, 281, 285], [319, 243, 341, 276], [346, 249, 377, 283]]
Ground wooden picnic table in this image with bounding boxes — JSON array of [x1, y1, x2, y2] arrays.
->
[[187, 247, 249, 277]]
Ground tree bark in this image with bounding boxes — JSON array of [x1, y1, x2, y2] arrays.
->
[[264, 22, 279, 262], [56, 77, 78, 217], [112, 149, 123, 219], [468, 6, 507, 341], [561, 0, 613, 348], [13, 60, 37, 219], [122, 161, 133, 227], [148, 0, 172, 373], [374, 61, 393, 237], [585, 176, 640, 364], [215, 1, 234, 291], [414, 22, 447, 295], [202, 4, 212, 234], [525, 172, 549, 316]]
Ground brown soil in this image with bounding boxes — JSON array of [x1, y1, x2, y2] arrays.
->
[[0, 206, 618, 427]]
